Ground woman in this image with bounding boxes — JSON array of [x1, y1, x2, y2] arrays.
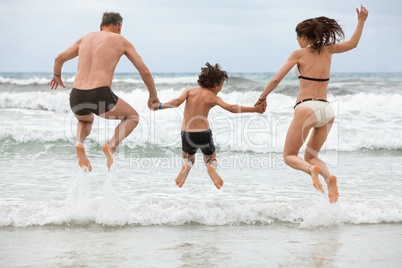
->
[[255, 5, 369, 203]]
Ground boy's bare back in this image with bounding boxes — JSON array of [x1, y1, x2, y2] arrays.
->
[[182, 87, 218, 132]]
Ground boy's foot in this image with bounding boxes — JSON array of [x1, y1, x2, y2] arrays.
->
[[76, 141, 92, 172], [309, 165, 324, 193], [207, 164, 224, 190], [175, 164, 192, 188], [102, 143, 115, 171], [328, 175, 339, 203]]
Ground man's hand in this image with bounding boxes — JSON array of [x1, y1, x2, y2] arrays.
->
[[148, 95, 160, 111], [50, 76, 66, 90]]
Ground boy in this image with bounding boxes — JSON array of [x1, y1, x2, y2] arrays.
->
[[155, 63, 263, 189]]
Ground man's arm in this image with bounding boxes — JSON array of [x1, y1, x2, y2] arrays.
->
[[50, 38, 82, 90], [124, 40, 159, 110]]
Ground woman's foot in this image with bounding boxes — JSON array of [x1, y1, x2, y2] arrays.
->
[[309, 165, 323, 193], [327, 175, 339, 203]]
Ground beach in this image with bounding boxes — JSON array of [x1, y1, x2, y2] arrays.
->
[[2, 223, 402, 267], [1, 72, 402, 267]]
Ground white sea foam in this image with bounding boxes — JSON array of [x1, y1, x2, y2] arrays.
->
[[1, 89, 402, 151], [0, 76, 50, 85], [1, 190, 401, 228]]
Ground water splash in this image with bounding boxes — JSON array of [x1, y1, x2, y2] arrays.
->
[[96, 165, 129, 226], [65, 167, 92, 221], [299, 193, 345, 229]]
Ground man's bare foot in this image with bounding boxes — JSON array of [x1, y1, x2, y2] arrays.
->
[[309, 165, 324, 193], [207, 164, 224, 190], [76, 142, 92, 172], [175, 164, 192, 188], [102, 143, 115, 171], [328, 175, 339, 203]]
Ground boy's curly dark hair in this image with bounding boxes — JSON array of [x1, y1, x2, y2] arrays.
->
[[197, 62, 229, 89]]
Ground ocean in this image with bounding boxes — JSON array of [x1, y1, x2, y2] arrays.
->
[[1, 72, 402, 267]]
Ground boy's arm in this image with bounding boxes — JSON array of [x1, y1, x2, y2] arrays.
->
[[215, 97, 263, 114], [153, 89, 189, 110]]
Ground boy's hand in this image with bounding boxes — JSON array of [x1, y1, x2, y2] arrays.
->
[[254, 104, 265, 114], [254, 99, 267, 113], [151, 101, 160, 110]]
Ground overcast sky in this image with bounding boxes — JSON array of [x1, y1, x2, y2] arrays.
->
[[0, 0, 401, 73]]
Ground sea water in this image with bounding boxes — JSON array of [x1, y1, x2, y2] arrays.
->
[[1, 72, 402, 267]]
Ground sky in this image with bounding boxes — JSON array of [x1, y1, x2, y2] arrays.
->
[[0, 0, 401, 73]]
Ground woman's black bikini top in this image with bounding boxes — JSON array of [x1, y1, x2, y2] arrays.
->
[[296, 66, 329, 82]]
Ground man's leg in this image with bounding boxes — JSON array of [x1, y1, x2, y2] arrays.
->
[[100, 98, 139, 170], [74, 113, 94, 172]]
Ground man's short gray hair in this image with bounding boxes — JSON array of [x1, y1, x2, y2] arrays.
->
[[101, 12, 123, 26]]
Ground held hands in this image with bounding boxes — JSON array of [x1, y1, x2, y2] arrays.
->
[[50, 75, 65, 90], [151, 101, 161, 110], [148, 95, 160, 111], [253, 103, 265, 114], [356, 4, 369, 22], [254, 98, 267, 114]]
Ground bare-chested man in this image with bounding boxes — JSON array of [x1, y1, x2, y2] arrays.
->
[[50, 12, 159, 172]]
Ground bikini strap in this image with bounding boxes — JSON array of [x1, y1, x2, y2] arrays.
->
[[293, 98, 329, 109], [298, 76, 330, 82]]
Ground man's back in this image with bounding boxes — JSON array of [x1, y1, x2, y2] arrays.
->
[[73, 31, 127, 89]]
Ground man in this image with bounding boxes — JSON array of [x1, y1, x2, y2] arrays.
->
[[50, 12, 159, 172]]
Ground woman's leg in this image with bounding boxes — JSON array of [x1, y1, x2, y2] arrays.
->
[[283, 107, 323, 192], [304, 119, 339, 203]]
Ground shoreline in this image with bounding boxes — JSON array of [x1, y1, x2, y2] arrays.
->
[[1, 223, 401, 267]]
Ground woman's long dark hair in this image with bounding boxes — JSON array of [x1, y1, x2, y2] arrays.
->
[[295, 16, 345, 53]]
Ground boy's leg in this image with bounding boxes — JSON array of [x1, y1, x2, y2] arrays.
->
[[175, 152, 195, 188], [204, 153, 224, 190]]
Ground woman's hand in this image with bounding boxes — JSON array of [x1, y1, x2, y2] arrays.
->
[[356, 4, 369, 22]]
